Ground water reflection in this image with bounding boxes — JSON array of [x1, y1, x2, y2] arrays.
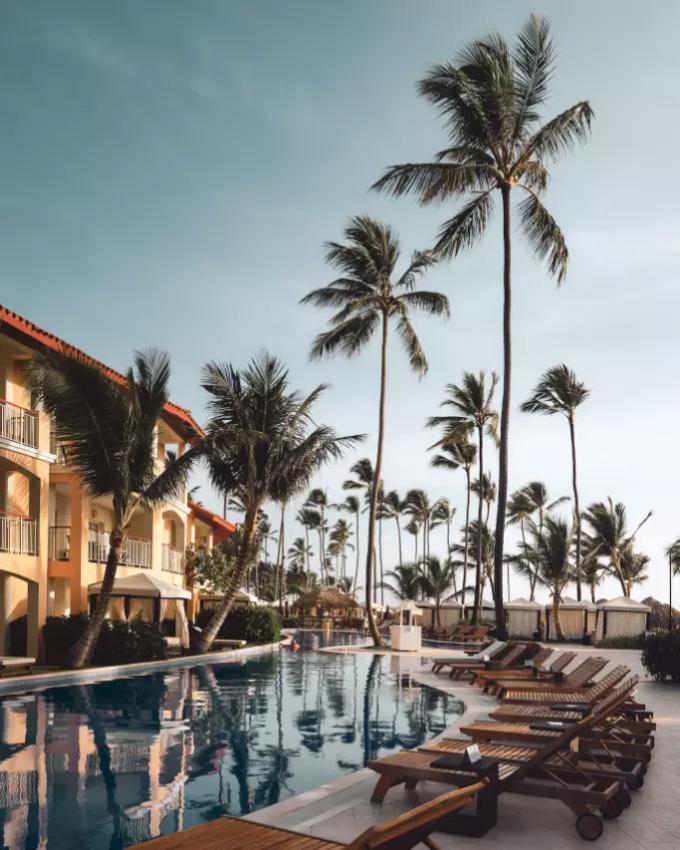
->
[[0, 632, 462, 849]]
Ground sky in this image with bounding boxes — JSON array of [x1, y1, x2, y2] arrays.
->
[[2, 0, 680, 605]]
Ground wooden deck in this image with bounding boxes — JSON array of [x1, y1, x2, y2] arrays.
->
[[130, 817, 345, 850]]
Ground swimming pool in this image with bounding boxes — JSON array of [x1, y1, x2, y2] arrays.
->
[[0, 632, 462, 849]]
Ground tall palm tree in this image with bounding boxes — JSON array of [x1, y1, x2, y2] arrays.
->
[[471, 472, 496, 527], [580, 547, 603, 604], [582, 499, 652, 598], [506, 487, 538, 598], [531, 516, 573, 640], [428, 372, 498, 625], [380, 490, 405, 566], [296, 507, 319, 580], [196, 353, 360, 653], [430, 433, 477, 604], [302, 216, 449, 645], [288, 537, 313, 572], [381, 564, 421, 601], [431, 498, 457, 592], [416, 556, 458, 628], [404, 489, 437, 561], [338, 494, 361, 592], [619, 549, 650, 598], [404, 518, 421, 562], [343, 458, 378, 600], [373, 15, 593, 634], [305, 488, 330, 579], [29, 349, 199, 668], [329, 518, 353, 582], [522, 364, 590, 600]]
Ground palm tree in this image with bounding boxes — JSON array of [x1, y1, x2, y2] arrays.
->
[[582, 499, 652, 598], [380, 490, 405, 566], [580, 547, 603, 604], [521, 481, 570, 597], [29, 349, 199, 668], [664, 539, 680, 629], [427, 372, 498, 625], [373, 15, 593, 635], [522, 364, 590, 600], [338, 494, 361, 592], [416, 556, 458, 628], [302, 216, 449, 645], [430, 432, 477, 605], [619, 549, 650, 598], [195, 353, 360, 653], [305, 488, 330, 578], [329, 518, 353, 582], [296, 507, 319, 580], [431, 498, 457, 592], [381, 564, 421, 601], [288, 537, 313, 572], [471, 472, 496, 527], [403, 489, 437, 561], [532, 516, 573, 640], [404, 518, 421, 562], [343, 458, 378, 599], [506, 487, 539, 598]]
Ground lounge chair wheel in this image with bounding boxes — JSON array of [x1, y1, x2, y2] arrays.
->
[[576, 813, 604, 840], [600, 797, 623, 820], [626, 775, 644, 791], [616, 789, 632, 809]]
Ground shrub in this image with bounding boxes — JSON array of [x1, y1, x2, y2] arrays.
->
[[195, 605, 281, 644], [281, 616, 302, 629], [42, 614, 167, 667], [8, 615, 28, 656], [597, 634, 645, 650], [641, 630, 680, 682]]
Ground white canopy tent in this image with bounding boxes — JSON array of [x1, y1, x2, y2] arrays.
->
[[419, 599, 463, 631], [505, 598, 543, 639], [88, 572, 191, 648], [545, 596, 597, 641], [595, 597, 650, 640]]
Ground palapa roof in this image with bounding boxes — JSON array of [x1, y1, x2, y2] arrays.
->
[[292, 586, 359, 610]]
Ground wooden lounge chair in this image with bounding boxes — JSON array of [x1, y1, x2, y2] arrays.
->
[[212, 638, 247, 649], [132, 778, 488, 850], [431, 640, 506, 675], [448, 643, 527, 681], [0, 656, 35, 677], [499, 662, 624, 705], [471, 646, 553, 689], [473, 650, 577, 693], [368, 680, 637, 840]]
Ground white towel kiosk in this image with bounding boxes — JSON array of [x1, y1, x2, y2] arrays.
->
[[390, 600, 423, 652]]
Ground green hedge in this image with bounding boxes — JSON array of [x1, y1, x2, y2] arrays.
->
[[195, 605, 281, 644], [641, 630, 680, 682], [281, 616, 302, 629], [42, 615, 167, 667], [597, 634, 645, 649]]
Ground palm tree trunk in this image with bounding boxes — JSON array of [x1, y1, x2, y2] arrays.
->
[[462, 467, 471, 602], [353, 512, 360, 593], [472, 425, 484, 625], [277, 503, 286, 612], [395, 517, 403, 566], [552, 590, 564, 641], [66, 525, 125, 668], [194, 505, 260, 653], [378, 516, 384, 605], [447, 520, 456, 594], [304, 526, 311, 581], [493, 185, 512, 640], [364, 314, 387, 647], [569, 414, 583, 601]]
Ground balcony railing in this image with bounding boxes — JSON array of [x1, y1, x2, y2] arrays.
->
[[162, 544, 183, 575], [88, 530, 151, 569], [49, 433, 68, 465], [0, 400, 38, 449], [0, 511, 38, 555], [49, 525, 71, 561]]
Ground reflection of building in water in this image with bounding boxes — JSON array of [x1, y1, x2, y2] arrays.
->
[[0, 669, 197, 848]]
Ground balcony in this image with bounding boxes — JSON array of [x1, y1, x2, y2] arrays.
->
[[0, 400, 38, 449], [88, 530, 151, 569], [0, 511, 38, 555], [162, 544, 183, 575], [49, 525, 71, 561]]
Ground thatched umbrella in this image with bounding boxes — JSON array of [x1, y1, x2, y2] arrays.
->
[[292, 586, 360, 618]]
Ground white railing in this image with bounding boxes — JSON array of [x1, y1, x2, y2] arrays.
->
[[0, 512, 38, 555], [49, 433, 68, 465], [88, 530, 151, 569], [162, 544, 183, 575], [48, 525, 71, 560], [0, 400, 38, 449]]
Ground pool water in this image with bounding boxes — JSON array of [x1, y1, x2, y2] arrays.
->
[[0, 632, 462, 849]]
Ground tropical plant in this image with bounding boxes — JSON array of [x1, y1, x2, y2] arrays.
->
[[431, 498, 457, 587], [532, 516, 573, 640], [506, 488, 538, 597], [297, 507, 320, 579], [380, 489, 406, 566], [343, 458, 377, 599], [373, 15, 593, 635], [430, 432, 477, 604], [666, 538, 680, 630], [195, 353, 360, 653], [471, 472, 496, 527], [415, 556, 458, 628], [522, 364, 590, 599], [305, 488, 330, 579], [582, 499, 652, 597], [288, 537, 313, 572], [403, 489, 438, 561], [404, 518, 421, 562], [329, 518, 354, 581], [29, 349, 199, 668], [580, 547, 603, 604], [381, 564, 421, 601], [428, 371, 498, 624], [302, 216, 449, 644], [338, 494, 362, 592], [618, 548, 650, 598]]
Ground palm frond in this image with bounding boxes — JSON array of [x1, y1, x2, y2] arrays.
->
[[395, 315, 428, 376], [309, 311, 380, 361], [517, 190, 568, 282], [433, 190, 494, 259]]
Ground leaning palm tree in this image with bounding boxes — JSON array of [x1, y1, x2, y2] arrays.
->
[[302, 216, 449, 645], [195, 353, 361, 653], [430, 432, 477, 604], [29, 349, 199, 668], [582, 499, 652, 598], [373, 15, 593, 634], [619, 548, 650, 598], [427, 372, 498, 625], [522, 364, 590, 600], [381, 563, 421, 601], [416, 556, 458, 629], [337, 494, 362, 592]]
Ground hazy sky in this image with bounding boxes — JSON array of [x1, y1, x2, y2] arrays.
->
[[2, 0, 679, 604]]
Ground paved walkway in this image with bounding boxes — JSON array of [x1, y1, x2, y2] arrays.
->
[[246, 646, 680, 849]]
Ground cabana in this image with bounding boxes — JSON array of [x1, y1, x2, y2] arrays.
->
[[419, 599, 463, 631], [505, 597, 543, 639], [88, 573, 191, 648], [291, 586, 362, 626], [595, 597, 651, 641], [390, 600, 423, 651], [459, 590, 496, 623], [544, 596, 597, 641]]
